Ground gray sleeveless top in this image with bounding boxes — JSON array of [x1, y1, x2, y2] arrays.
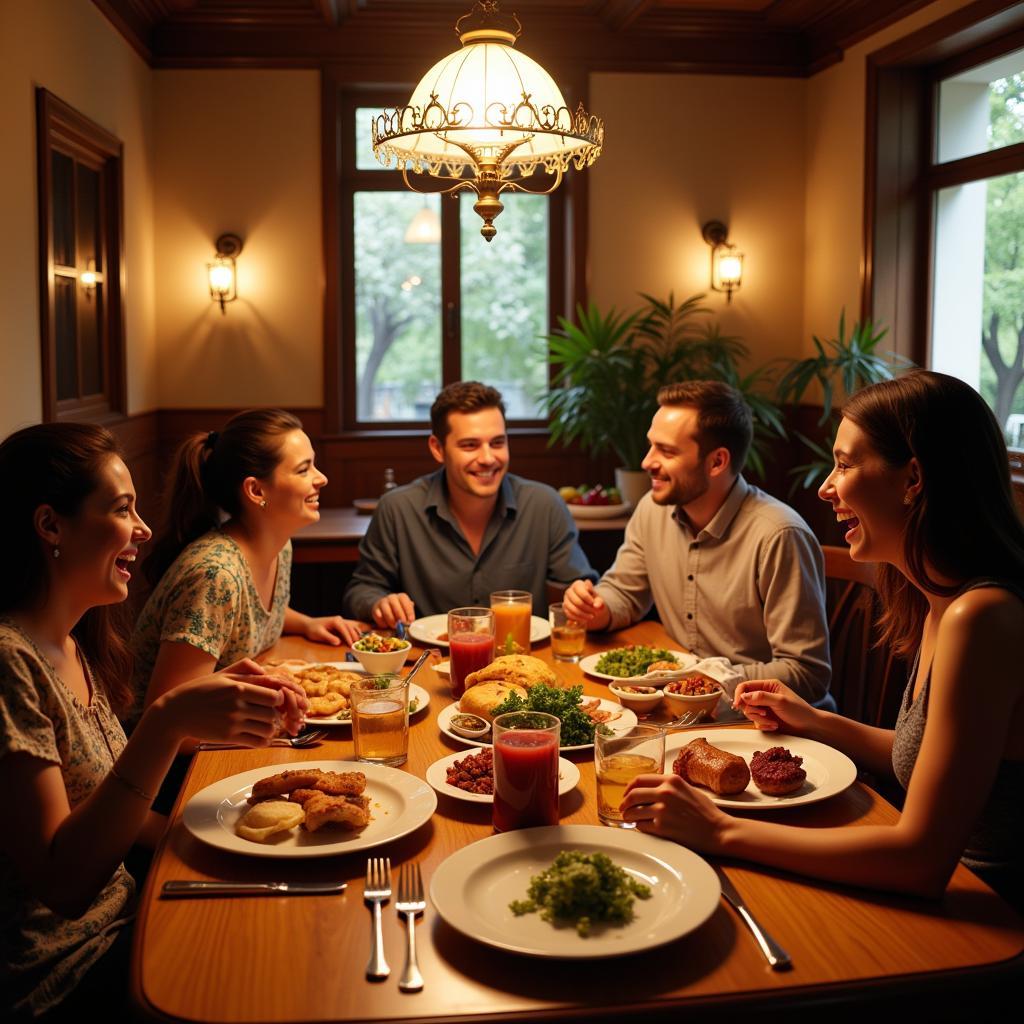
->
[[891, 581, 1024, 901]]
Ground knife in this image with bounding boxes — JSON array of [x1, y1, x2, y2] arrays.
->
[[715, 869, 792, 971], [162, 880, 347, 898]]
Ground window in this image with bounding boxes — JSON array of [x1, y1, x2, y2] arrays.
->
[[329, 90, 569, 431], [36, 89, 125, 422]]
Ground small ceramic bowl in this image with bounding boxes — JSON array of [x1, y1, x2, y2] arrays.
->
[[449, 713, 491, 740], [661, 675, 724, 719], [350, 639, 411, 675], [608, 682, 664, 714]]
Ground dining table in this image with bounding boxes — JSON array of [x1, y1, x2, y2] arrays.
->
[[131, 621, 1024, 1021]]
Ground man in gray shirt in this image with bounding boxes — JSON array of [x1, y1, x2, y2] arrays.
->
[[344, 382, 597, 627], [564, 381, 832, 705]]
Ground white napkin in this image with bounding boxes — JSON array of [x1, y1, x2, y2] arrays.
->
[[688, 656, 746, 696]]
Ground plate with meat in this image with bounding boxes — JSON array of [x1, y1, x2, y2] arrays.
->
[[664, 729, 857, 809], [408, 613, 551, 649], [182, 760, 437, 857], [425, 748, 581, 804]]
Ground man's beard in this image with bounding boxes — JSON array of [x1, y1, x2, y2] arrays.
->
[[649, 469, 710, 508]]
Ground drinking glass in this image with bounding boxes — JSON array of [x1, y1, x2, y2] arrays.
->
[[492, 711, 560, 832], [350, 674, 409, 767], [490, 590, 532, 655], [549, 602, 586, 663], [447, 607, 495, 699], [594, 725, 665, 828]]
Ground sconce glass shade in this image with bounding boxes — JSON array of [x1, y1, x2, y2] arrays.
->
[[371, 1, 603, 241], [404, 205, 442, 244], [207, 233, 243, 314], [80, 269, 97, 288], [715, 248, 744, 291]]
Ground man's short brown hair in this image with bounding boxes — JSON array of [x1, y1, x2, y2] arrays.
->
[[430, 381, 506, 442], [657, 380, 753, 473]]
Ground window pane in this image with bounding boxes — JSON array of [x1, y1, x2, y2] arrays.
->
[[937, 50, 1024, 163], [931, 170, 1024, 444], [51, 151, 74, 268], [354, 192, 442, 421], [55, 275, 78, 400], [356, 107, 387, 170], [79, 284, 103, 396], [459, 193, 549, 418], [77, 164, 101, 268]]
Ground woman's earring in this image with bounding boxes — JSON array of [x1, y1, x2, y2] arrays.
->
[[52, 546, 60, 559], [903, 492, 914, 506], [260, 499, 268, 509]]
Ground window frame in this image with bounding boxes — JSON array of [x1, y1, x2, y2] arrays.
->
[[322, 76, 581, 436], [36, 88, 126, 423]]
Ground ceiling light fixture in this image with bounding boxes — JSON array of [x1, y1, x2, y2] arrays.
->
[[372, 1, 603, 242]]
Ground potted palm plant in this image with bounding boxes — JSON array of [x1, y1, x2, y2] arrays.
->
[[541, 293, 784, 506]]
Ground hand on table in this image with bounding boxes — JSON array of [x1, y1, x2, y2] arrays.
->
[[733, 679, 819, 735], [372, 593, 416, 629], [159, 658, 309, 745], [620, 772, 730, 852], [302, 615, 361, 646], [563, 580, 610, 630]]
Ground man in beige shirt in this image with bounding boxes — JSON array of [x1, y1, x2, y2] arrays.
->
[[564, 381, 832, 706]]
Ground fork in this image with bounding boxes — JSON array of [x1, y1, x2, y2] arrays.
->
[[195, 729, 327, 752], [660, 710, 706, 729], [395, 863, 425, 992], [365, 857, 392, 979]]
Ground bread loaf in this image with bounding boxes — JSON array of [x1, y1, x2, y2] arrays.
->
[[673, 737, 750, 795]]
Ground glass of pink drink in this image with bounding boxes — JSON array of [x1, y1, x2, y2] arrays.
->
[[447, 607, 495, 699], [492, 712, 560, 832]]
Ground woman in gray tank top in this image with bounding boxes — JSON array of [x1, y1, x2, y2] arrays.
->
[[621, 371, 1024, 910]]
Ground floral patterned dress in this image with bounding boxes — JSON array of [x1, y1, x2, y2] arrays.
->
[[131, 530, 291, 698], [0, 621, 135, 1015]]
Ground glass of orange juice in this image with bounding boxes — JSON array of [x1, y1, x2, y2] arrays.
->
[[490, 590, 532, 654]]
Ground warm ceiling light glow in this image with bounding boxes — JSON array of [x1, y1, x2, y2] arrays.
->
[[404, 205, 442, 244], [372, 1, 603, 242]]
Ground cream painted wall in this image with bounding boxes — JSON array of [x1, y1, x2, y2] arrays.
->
[[152, 70, 322, 408], [589, 73, 806, 367], [0, 0, 156, 436], [803, 0, 977, 353]]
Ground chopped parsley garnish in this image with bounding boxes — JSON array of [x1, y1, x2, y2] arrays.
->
[[490, 683, 594, 746]]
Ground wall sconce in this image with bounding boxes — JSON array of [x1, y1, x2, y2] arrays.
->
[[701, 220, 744, 303], [208, 233, 243, 314], [79, 258, 101, 301]]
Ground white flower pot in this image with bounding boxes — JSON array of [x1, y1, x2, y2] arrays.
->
[[615, 468, 650, 509]]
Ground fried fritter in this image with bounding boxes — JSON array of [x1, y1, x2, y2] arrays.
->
[[306, 692, 348, 717], [302, 791, 371, 832]]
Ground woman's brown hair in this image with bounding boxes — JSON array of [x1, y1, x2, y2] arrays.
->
[[0, 423, 135, 715], [145, 408, 303, 587], [843, 370, 1024, 657]]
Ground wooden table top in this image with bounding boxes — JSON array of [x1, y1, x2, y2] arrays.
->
[[132, 622, 1024, 1022]]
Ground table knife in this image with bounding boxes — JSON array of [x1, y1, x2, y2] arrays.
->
[[162, 880, 346, 898], [716, 869, 792, 970]]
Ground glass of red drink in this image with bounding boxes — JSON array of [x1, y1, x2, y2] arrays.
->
[[492, 712, 561, 832], [447, 606, 495, 699]]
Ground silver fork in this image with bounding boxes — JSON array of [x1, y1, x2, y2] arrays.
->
[[365, 857, 392, 979], [395, 863, 425, 992], [660, 710, 706, 729], [195, 729, 328, 752]]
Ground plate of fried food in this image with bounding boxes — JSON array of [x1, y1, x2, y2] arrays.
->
[[265, 659, 429, 725], [425, 748, 581, 804], [182, 760, 437, 857], [663, 728, 857, 809]]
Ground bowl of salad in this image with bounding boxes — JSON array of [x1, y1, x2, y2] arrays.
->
[[351, 632, 412, 674]]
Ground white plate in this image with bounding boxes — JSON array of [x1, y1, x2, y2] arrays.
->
[[430, 824, 720, 958], [579, 649, 698, 683], [437, 699, 638, 752], [408, 614, 551, 649], [665, 728, 857, 809], [306, 682, 430, 726], [433, 660, 450, 678], [567, 502, 631, 520], [425, 749, 581, 804], [182, 760, 436, 858]]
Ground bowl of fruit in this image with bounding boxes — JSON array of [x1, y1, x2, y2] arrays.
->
[[558, 484, 631, 519]]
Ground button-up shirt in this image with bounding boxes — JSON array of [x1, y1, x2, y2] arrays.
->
[[596, 477, 832, 704], [343, 470, 597, 620]]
